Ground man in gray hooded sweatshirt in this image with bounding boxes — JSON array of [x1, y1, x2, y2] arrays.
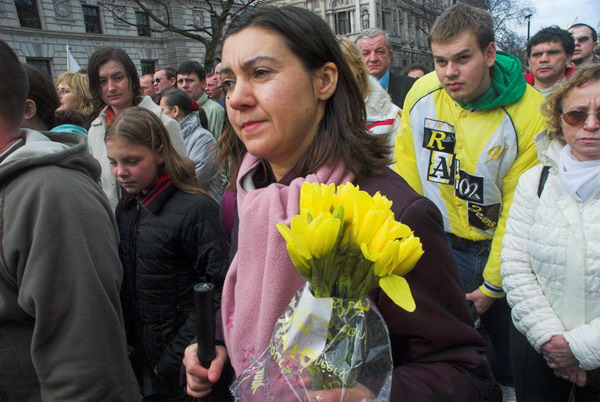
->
[[0, 39, 141, 401]]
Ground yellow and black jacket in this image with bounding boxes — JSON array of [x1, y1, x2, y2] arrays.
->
[[393, 55, 546, 298]]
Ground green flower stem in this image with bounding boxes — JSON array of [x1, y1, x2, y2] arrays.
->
[[354, 266, 377, 300]]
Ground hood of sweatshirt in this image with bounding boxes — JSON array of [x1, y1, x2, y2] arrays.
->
[[0, 129, 101, 183], [460, 51, 527, 110]]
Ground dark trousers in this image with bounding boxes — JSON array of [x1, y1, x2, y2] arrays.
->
[[510, 322, 600, 401], [447, 234, 513, 387]]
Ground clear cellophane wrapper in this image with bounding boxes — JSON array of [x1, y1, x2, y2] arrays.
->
[[231, 284, 393, 401]]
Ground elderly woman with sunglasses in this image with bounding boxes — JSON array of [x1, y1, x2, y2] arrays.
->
[[501, 64, 600, 401]]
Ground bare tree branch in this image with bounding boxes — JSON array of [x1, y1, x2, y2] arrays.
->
[[99, 0, 265, 69]]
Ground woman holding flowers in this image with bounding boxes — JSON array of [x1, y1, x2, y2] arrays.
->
[[184, 5, 492, 401]]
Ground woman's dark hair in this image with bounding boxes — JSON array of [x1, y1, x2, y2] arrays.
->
[[198, 108, 209, 130], [87, 47, 140, 122], [161, 88, 210, 129], [217, 5, 390, 187], [161, 88, 196, 116], [23, 64, 60, 130], [54, 110, 88, 128]]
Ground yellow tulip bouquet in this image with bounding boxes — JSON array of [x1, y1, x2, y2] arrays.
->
[[277, 182, 422, 308], [232, 182, 423, 400]]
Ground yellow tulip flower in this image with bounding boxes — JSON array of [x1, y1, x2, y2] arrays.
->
[[370, 191, 393, 212], [332, 183, 361, 224], [361, 218, 408, 257], [352, 207, 392, 247], [277, 212, 341, 260], [285, 242, 312, 278], [392, 235, 423, 277], [366, 240, 400, 276], [278, 216, 311, 260], [300, 182, 335, 218], [305, 213, 341, 259]]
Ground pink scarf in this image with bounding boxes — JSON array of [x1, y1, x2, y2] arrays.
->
[[221, 153, 355, 375]]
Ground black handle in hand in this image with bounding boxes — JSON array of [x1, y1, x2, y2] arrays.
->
[[194, 283, 216, 368]]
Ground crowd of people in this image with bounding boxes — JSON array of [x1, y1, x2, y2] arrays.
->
[[0, 2, 598, 401]]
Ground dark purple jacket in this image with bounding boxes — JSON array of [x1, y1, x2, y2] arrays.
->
[[222, 166, 492, 401]]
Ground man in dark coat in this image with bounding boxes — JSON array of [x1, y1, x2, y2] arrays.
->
[[357, 28, 416, 108]]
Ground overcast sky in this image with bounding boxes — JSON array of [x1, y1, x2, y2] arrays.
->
[[517, 0, 600, 38]]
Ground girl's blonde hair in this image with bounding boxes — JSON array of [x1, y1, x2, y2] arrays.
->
[[55, 72, 94, 116], [105, 107, 209, 196], [337, 36, 370, 99]]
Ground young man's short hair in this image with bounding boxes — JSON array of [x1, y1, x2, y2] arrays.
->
[[428, 3, 494, 51], [527, 26, 575, 58], [568, 23, 598, 43], [177, 61, 206, 82], [0, 40, 28, 130]]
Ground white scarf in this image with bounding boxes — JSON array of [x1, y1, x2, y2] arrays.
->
[[558, 144, 600, 202]]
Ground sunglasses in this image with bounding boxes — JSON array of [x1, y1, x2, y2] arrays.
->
[[562, 110, 600, 126], [575, 36, 590, 44], [153, 77, 164, 83]]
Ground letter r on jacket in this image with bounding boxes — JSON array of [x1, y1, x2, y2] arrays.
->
[[427, 130, 448, 151]]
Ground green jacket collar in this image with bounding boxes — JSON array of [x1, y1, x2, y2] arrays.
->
[[460, 51, 526, 111]]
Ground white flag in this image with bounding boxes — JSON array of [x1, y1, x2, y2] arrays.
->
[[67, 45, 81, 72]]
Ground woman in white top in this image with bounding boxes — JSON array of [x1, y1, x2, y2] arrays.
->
[[501, 64, 600, 401], [86, 47, 185, 209]]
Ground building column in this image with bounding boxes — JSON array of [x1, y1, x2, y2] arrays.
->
[[369, 0, 376, 29], [354, 0, 361, 32]]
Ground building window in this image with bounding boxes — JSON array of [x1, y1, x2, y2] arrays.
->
[[361, 9, 369, 30], [83, 5, 102, 33], [398, 10, 404, 40], [140, 60, 156, 76], [26, 58, 51, 77], [334, 11, 352, 35], [14, 0, 41, 29], [381, 8, 393, 32], [136, 11, 151, 36]]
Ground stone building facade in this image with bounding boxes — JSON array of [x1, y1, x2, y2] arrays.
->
[[1, 0, 449, 79], [0, 0, 211, 78], [270, 0, 452, 71]]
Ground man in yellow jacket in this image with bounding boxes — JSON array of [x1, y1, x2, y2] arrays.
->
[[393, 3, 545, 398]]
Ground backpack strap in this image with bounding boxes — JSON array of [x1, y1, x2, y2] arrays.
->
[[537, 165, 550, 197]]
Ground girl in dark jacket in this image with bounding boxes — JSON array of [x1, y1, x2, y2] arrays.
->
[[105, 107, 229, 399]]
